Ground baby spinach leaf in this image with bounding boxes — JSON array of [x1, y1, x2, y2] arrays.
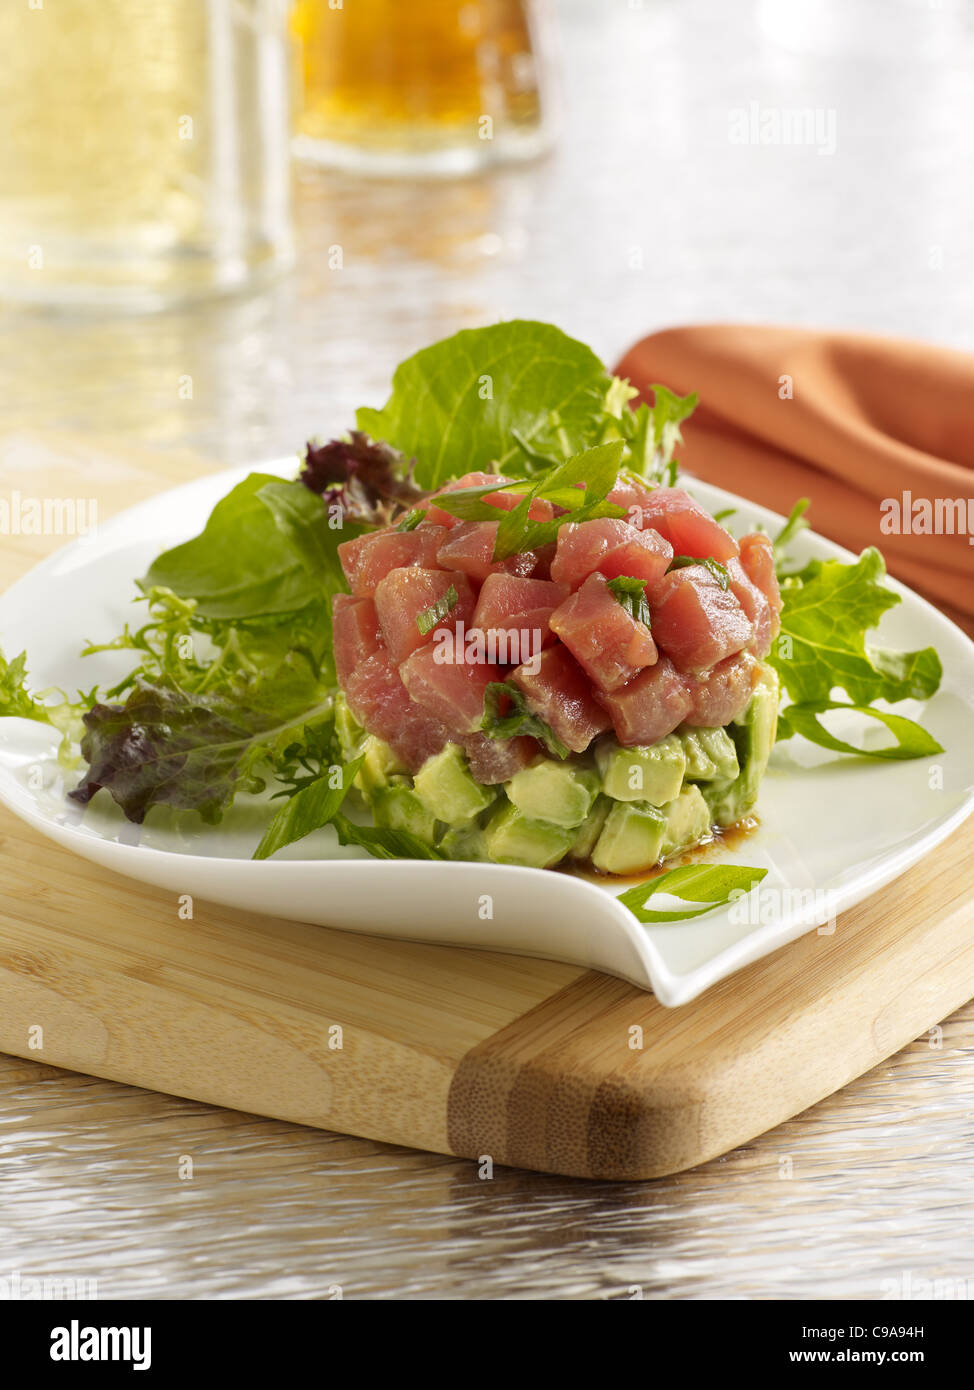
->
[[355, 321, 613, 489], [257, 478, 366, 599], [143, 474, 322, 619]]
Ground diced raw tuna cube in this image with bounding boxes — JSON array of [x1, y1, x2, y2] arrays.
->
[[595, 656, 694, 747], [343, 650, 450, 772], [549, 571, 658, 692], [373, 567, 475, 665], [332, 594, 382, 685], [550, 518, 636, 588], [338, 524, 449, 597], [473, 573, 570, 652], [436, 520, 538, 584], [685, 651, 759, 727], [424, 472, 553, 528], [511, 644, 611, 754], [727, 557, 773, 658], [633, 488, 739, 562], [607, 477, 657, 526], [650, 567, 752, 673], [739, 532, 782, 628], [597, 527, 674, 590], [462, 731, 540, 784], [400, 644, 503, 735]]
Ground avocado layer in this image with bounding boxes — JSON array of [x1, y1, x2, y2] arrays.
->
[[350, 663, 778, 875]]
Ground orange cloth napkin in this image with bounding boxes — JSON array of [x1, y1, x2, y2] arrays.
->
[[614, 325, 974, 621]]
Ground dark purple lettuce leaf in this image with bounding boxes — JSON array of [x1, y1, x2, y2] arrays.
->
[[70, 656, 332, 825], [299, 431, 424, 525]]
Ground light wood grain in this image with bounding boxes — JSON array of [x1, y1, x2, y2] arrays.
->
[[2, 436, 972, 1181], [449, 818, 974, 1177]]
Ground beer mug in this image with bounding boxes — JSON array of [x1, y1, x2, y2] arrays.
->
[[291, 0, 553, 174], [0, 0, 294, 311]]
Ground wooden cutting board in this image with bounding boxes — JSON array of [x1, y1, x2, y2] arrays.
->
[[2, 435, 973, 1181]]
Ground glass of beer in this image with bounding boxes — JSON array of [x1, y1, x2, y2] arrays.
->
[[291, 0, 553, 175], [0, 0, 294, 312]]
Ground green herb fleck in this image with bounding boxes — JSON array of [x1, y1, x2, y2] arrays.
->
[[606, 575, 652, 628], [666, 555, 731, 590], [481, 682, 570, 760], [416, 585, 459, 636]]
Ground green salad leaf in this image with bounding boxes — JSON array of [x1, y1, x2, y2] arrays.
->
[[770, 547, 942, 706], [355, 321, 697, 492], [254, 754, 446, 861], [330, 815, 445, 860], [616, 863, 768, 923], [776, 701, 943, 760], [256, 478, 366, 601], [0, 649, 86, 758], [1, 649, 54, 723], [618, 383, 698, 483], [142, 474, 325, 620], [254, 754, 364, 859], [355, 321, 613, 489]]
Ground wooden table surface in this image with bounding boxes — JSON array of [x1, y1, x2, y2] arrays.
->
[[2, 0, 973, 1299]]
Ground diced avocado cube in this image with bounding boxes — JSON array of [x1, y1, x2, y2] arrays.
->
[[591, 800, 666, 875], [414, 743, 496, 825], [371, 783, 438, 846], [680, 729, 717, 780], [440, 824, 492, 862], [596, 734, 686, 804], [660, 785, 712, 859], [484, 803, 575, 869], [569, 794, 611, 860], [355, 735, 407, 795], [680, 726, 741, 782], [506, 759, 600, 829], [334, 692, 365, 760], [699, 663, 779, 826]]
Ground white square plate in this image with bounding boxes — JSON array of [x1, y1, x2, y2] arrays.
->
[[2, 462, 972, 1004]]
